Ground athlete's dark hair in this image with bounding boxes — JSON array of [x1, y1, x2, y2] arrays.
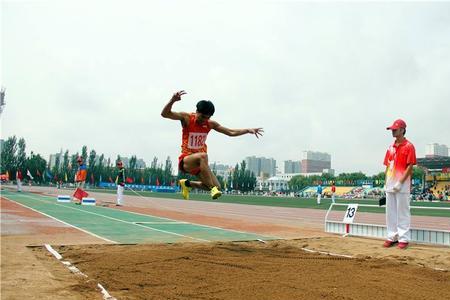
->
[[196, 100, 215, 116]]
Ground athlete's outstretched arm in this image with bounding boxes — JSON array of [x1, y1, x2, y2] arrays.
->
[[210, 120, 263, 138], [161, 90, 189, 122]]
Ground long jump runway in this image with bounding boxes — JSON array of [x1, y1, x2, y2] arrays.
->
[[1, 190, 274, 244]]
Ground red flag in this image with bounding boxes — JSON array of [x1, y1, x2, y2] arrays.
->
[[141, 177, 144, 184], [90, 173, 94, 184], [156, 178, 160, 186], [126, 177, 133, 183], [73, 188, 88, 200]]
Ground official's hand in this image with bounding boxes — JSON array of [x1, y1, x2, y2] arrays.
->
[[248, 128, 264, 138], [171, 90, 186, 102], [393, 182, 402, 192]]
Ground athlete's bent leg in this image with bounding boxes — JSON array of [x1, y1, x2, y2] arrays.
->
[[182, 153, 222, 199]]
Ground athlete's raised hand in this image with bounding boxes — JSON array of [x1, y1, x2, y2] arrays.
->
[[171, 90, 187, 102], [248, 128, 264, 139]]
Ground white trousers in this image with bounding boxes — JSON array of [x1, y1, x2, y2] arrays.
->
[[386, 192, 411, 242], [117, 185, 124, 205], [17, 179, 22, 192], [331, 193, 335, 203], [317, 194, 321, 204]]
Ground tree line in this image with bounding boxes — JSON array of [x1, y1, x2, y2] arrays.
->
[[0, 135, 258, 191], [2, 135, 422, 192], [288, 168, 424, 191], [0, 136, 175, 186]]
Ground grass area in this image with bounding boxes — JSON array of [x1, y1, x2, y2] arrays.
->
[[86, 188, 450, 218]]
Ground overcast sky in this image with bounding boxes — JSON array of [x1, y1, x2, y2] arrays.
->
[[1, 0, 450, 175]]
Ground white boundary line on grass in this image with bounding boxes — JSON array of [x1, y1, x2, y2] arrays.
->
[[2, 194, 117, 243], [44, 244, 116, 300], [8, 192, 210, 243]]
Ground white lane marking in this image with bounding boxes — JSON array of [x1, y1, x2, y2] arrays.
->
[[45, 244, 63, 260], [44, 244, 116, 299], [301, 247, 354, 258], [132, 221, 189, 224], [9, 192, 210, 243], [98, 283, 116, 300], [5, 191, 279, 241], [96, 199, 282, 240], [2, 194, 117, 243]]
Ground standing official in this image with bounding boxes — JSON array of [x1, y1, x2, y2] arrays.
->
[[116, 160, 125, 206], [317, 184, 322, 205], [16, 169, 23, 192], [73, 157, 88, 204], [383, 119, 416, 249], [75, 157, 87, 189], [331, 183, 336, 204]]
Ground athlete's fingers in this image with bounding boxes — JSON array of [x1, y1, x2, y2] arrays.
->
[[172, 90, 186, 101]]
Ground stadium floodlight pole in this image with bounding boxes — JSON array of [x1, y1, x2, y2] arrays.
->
[[0, 87, 5, 116]]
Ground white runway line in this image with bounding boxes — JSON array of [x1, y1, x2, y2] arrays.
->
[[3, 194, 117, 243], [44, 244, 116, 299], [7, 192, 210, 242], [301, 247, 354, 258]]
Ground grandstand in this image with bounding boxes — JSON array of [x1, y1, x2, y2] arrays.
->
[[322, 186, 354, 196], [430, 181, 450, 199], [300, 186, 386, 198], [418, 156, 450, 199]]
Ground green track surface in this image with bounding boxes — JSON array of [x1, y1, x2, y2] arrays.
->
[[88, 188, 450, 218], [1, 191, 274, 244]]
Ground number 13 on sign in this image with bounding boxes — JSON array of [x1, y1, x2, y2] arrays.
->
[[343, 204, 358, 223]]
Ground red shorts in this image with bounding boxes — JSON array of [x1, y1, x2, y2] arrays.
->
[[178, 153, 201, 176]]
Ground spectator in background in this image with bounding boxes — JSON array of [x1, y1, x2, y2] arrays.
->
[[317, 184, 323, 205], [331, 183, 336, 203], [16, 169, 23, 192], [115, 160, 125, 206], [75, 157, 87, 189], [72, 157, 88, 204]]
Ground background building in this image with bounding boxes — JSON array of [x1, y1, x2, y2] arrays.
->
[[425, 143, 449, 157], [284, 160, 301, 173], [256, 176, 289, 192], [48, 152, 62, 169], [245, 156, 276, 177], [301, 151, 331, 173], [210, 163, 232, 178]]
